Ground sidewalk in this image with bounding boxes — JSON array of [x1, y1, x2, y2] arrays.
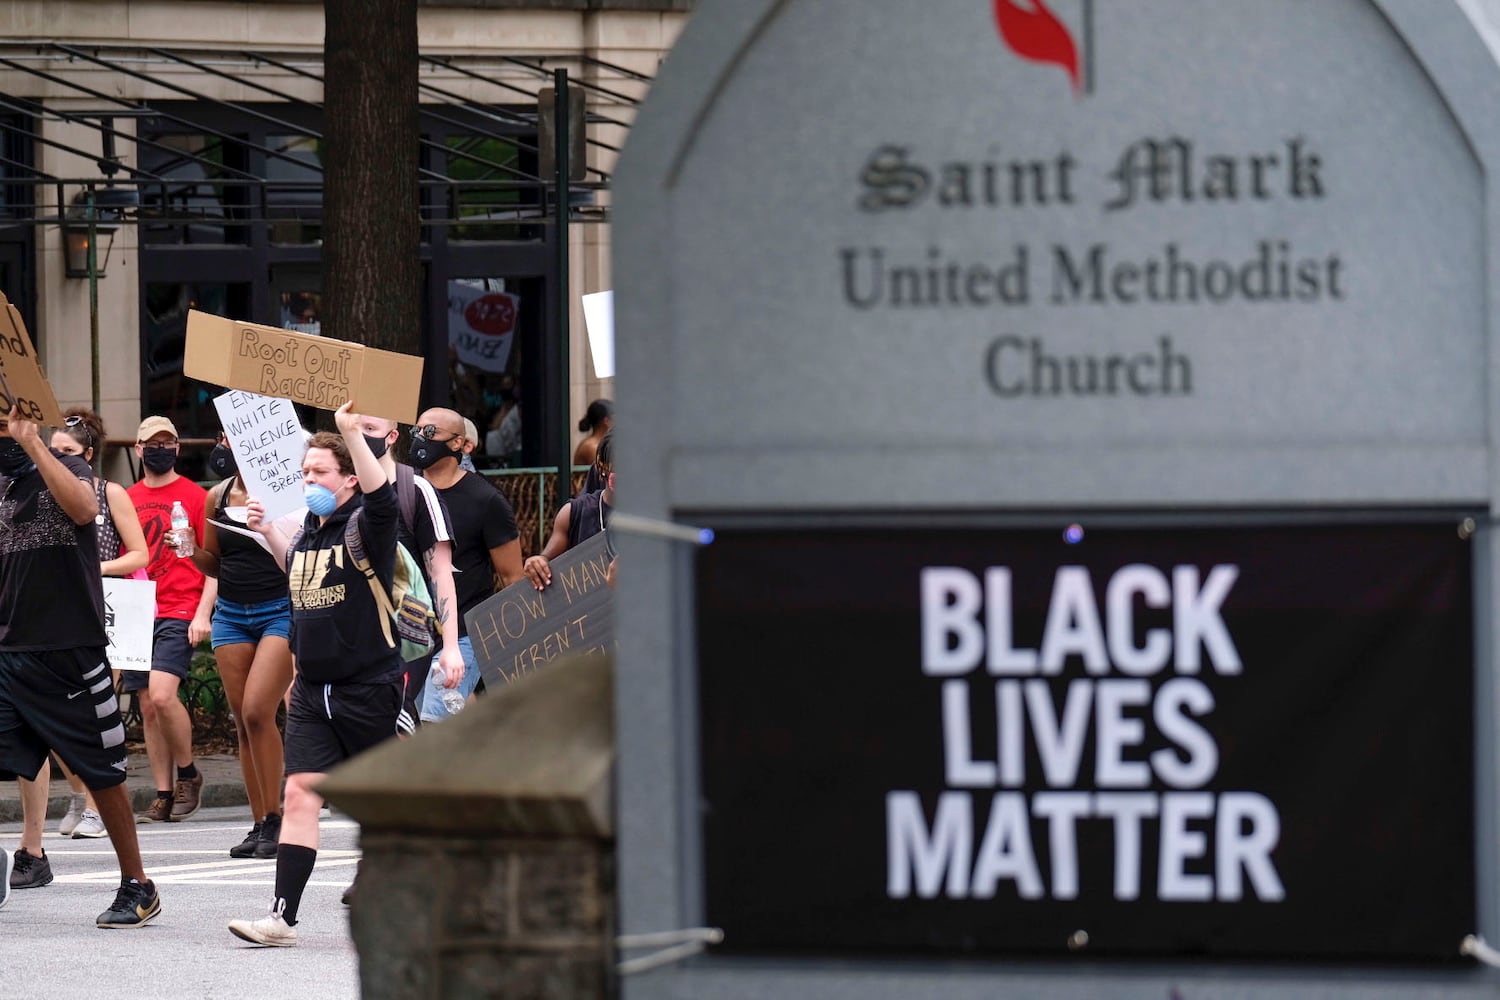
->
[[0, 751, 246, 823]]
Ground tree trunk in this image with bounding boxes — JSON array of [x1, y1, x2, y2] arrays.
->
[[322, 0, 420, 360]]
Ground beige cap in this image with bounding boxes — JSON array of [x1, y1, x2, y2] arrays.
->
[[136, 415, 178, 443], [462, 417, 479, 444]]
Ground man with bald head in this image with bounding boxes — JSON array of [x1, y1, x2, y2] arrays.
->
[[408, 407, 522, 719]]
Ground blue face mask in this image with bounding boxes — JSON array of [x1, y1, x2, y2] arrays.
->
[[304, 483, 339, 516]]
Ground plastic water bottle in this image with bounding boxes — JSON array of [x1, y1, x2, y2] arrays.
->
[[169, 500, 190, 556], [430, 664, 466, 716]]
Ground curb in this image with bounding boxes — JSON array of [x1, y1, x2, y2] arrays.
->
[[0, 782, 248, 825]]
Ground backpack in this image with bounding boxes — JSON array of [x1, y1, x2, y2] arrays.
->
[[343, 509, 439, 662]]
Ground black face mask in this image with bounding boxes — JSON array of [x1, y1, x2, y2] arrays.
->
[[0, 438, 33, 478], [363, 433, 389, 460], [407, 435, 456, 471], [140, 447, 178, 475], [208, 443, 236, 480]]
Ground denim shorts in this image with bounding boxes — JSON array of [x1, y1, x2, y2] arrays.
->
[[211, 595, 293, 649]]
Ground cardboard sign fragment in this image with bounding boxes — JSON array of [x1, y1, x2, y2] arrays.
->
[[0, 292, 63, 426]]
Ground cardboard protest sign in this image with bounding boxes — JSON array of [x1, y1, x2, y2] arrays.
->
[[102, 577, 156, 671], [183, 310, 424, 423], [465, 532, 614, 688], [0, 290, 63, 426], [448, 281, 518, 373], [212, 390, 306, 522]]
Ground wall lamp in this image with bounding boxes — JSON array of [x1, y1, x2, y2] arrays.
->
[[62, 188, 139, 279]]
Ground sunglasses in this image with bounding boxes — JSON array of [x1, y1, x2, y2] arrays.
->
[[63, 414, 95, 448], [410, 424, 460, 442], [140, 440, 179, 451]]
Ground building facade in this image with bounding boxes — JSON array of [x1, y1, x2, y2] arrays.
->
[[0, 0, 689, 477]]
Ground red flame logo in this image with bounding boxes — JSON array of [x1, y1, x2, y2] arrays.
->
[[993, 0, 1082, 94]]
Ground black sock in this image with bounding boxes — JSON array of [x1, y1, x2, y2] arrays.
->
[[177, 762, 199, 781], [156, 790, 172, 801], [273, 844, 317, 925]]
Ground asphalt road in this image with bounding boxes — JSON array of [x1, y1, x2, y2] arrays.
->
[[0, 805, 363, 1000]]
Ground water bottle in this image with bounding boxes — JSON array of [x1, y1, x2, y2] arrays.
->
[[430, 664, 466, 716], [169, 500, 190, 556]]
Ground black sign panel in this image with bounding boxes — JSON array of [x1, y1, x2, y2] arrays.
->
[[694, 523, 1474, 962], [466, 532, 614, 687]]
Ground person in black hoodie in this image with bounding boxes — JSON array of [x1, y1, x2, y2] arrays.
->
[[228, 401, 400, 948]]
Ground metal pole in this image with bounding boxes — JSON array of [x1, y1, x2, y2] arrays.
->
[[87, 189, 100, 415], [554, 68, 571, 509]]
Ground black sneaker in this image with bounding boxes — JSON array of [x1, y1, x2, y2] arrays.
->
[[10, 848, 53, 889], [253, 814, 281, 860], [228, 822, 263, 859], [1, 848, 12, 910], [96, 878, 161, 929]]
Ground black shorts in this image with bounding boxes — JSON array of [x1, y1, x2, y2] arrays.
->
[[120, 618, 194, 692], [283, 674, 404, 775], [0, 646, 129, 789]]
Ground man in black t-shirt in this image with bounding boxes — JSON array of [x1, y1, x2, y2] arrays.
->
[[0, 405, 160, 928], [408, 407, 522, 721], [356, 415, 466, 733]]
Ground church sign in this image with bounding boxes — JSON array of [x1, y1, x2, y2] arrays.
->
[[612, 2, 1500, 995]]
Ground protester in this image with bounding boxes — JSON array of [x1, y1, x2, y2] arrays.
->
[[458, 416, 480, 473], [126, 416, 215, 824], [187, 431, 294, 859], [355, 415, 465, 735], [484, 374, 521, 467], [0, 404, 160, 927], [228, 402, 404, 947], [409, 407, 522, 721], [572, 398, 612, 467], [9, 763, 52, 889], [524, 431, 614, 591], [49, 408, 149, 840]]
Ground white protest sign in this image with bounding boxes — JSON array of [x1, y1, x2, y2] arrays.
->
[[581, 290, 614, 379], [448, 281, 518, 373], [102, 577, 156, 672], [213, 390, 306, 523]]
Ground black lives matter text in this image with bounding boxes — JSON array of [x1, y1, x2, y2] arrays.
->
[[885, 563, 1285, 905]]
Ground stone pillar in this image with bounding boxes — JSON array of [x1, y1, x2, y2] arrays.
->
[[320, 655, 614, 1000]]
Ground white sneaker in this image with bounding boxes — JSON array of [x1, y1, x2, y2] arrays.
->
[[228, 907, 297, 947], [1, 848, 11, 910], [58, 794, 88, 837], [71, 809, 107, 839]]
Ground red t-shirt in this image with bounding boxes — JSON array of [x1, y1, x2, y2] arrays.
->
[[127, 475, 209, 620]]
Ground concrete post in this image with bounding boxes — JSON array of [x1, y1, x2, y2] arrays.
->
[[320, 655, 614, 1000]]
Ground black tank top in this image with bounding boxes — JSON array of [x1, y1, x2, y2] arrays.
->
[[213, 481, 291, 605], [567, 490, 610, 549]]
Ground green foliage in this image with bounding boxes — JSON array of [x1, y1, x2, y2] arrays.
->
[[185, 638, 229, 717]]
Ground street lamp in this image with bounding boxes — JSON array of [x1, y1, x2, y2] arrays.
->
[[61, 188, 136, 279], [62, 187, 138, 414], [62, 220, 113, 279]]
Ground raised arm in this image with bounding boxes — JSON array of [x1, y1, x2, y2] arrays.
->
[[335, 401, 387, 493], [10, 408, 96, 524]]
